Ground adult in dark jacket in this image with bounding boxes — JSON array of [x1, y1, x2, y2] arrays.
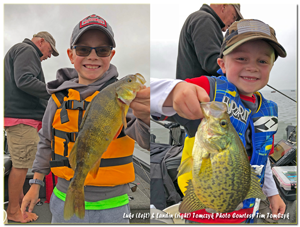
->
[[176, 4, 243, 80], [4, 31, 59, 223]]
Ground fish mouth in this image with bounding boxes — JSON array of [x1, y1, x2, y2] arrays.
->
[[117, 88, 138, 106], [207, 129, 223, 138], [208, 133, 222, 138], [116, 73, 146, 105], [118, 97, 129, 105], [135, 73, 146, 85]]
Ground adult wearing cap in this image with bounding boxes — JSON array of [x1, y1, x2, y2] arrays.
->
[[4, 31, 59, 223], [176, 4, 243, 80]]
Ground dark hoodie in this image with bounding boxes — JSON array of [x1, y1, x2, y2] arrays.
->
[[176, 4, 225, 79], [4, 39, 50, 121], [32, 64, 150, 201]]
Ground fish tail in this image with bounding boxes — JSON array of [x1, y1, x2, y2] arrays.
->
[[64, 182, 85, 220]]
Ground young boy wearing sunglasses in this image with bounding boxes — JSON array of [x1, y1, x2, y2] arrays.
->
[[21, 14, 150, 224]]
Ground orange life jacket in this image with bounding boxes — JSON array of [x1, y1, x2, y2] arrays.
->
[[49, 82, 135, 187]]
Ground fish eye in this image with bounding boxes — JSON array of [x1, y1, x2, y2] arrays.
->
[[220, 119, 228, 127]]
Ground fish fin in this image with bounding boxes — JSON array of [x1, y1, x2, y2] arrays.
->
[[89, 158, 101, 179], [244, 169, 266, 201], [68, 139, 78, 170], [177, 156, 193, 178], [113, 125, 123, 140], [179, 180, 206, 213], [121, 105, 127, 129], [64, 182, 85, 220]]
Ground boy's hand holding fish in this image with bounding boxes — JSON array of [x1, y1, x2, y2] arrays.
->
[[130, 86, 150, 126], [164, 82, 210, 120]]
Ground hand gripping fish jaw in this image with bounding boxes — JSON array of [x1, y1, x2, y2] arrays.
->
[[117, 73, 146, 105]]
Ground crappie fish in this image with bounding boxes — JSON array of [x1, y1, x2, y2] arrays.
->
[[178, 101, 266, 214], [64, 73, 146, 220]]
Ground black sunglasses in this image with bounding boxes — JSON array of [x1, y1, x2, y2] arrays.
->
[[72, 45, 113, 57]]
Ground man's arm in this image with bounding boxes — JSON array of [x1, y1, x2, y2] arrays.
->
[[15, 74, 50, 100], [13, 47, 50, 100]]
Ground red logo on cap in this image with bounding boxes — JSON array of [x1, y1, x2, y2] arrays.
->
[[80, 14, 107, 29]]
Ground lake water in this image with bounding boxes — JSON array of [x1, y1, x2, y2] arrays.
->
[[150, 90, 297, 145], [260, 90, 297, 144]]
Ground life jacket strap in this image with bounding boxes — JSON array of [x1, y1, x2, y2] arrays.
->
[[51, 127, 126, 160], [50, 155, 71, 168], [50, 154, 133, 168], [53, 129, 78, 143], [52, 129, 78, 157], [100, 155, 133, 167], [60, 100, 90, 124]]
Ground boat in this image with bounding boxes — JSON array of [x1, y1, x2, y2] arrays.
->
[[271, 90, 276, 93]]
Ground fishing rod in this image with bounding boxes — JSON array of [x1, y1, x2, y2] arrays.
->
[[217, 69, 297, 103], [267, 84, 297, 103]]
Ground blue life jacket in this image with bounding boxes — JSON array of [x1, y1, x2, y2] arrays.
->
[[214, 76, 278, 211]]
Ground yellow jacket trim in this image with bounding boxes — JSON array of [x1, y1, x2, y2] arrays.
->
[[177, 136, 195, 195]]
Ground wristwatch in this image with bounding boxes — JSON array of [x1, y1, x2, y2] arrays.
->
[[29, 179, 45, 187]]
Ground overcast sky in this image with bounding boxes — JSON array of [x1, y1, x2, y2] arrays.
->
[[3, 4, 150, 86], [1, 2, 298, 140], [150, 2, 298, 91], [1, 1, 298, 93]]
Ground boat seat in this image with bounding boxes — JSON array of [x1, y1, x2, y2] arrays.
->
[[4, 154, 12, 176], [4, 154, 11, 204]]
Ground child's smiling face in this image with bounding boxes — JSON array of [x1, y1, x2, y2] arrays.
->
[[67, 29, 115, 85], [217, 39, 275, 97]]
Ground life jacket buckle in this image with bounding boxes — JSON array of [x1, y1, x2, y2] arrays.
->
[[72, 100, 85, 110], [67, 132, 78, 143]]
